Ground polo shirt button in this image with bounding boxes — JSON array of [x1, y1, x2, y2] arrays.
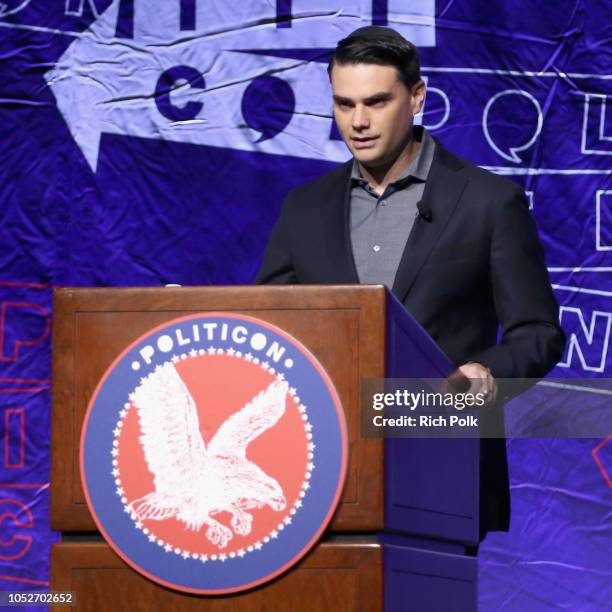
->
[[373, 245, 381, 252]]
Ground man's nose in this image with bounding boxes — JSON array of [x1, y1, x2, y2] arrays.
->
[[352, 105, 370, 130]]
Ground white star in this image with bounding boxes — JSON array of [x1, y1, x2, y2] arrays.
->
[[305, 423, 313, 432], [171, 354, 179, 363], [283, 517, 292, 525], [308, 442, 316, 451], [289, 387, 297, 396], [119, 409, 127, 418], [154, 364, 163, 372], [270, 530, 279, 539], [219, 553, 227, 562], [128, 393, 136, 402], [295, 500, 303, 508], [254, 542, 262, 550], [164, 544, 172, 552], [189, 349, 197, 357], [112, 468, 119, 476], [182, 550, 190, 559], [135, 521, 143, 530], [245, 353, 253, 362], [116, 487, 124, 495], [237, 549, 245, 557], [111, 448, 119, 457], [276, 372, 285, 381], [148, 534, 156, 542], [302, 482, 311, 491], [307, 462, 315, 470], [298, 404, 307, 413], [200, 555, 209, 563], [113, 428, 121, 436], [261, 361, 270, 370], [227, 348, 235, 356]]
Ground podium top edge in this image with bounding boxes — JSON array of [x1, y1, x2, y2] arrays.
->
[[53, 285, 388, 295], [52, 285, 390, 312]]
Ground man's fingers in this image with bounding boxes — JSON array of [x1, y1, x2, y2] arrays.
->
[[457, 362, 498, 405]]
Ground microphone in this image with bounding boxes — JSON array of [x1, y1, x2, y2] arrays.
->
[[416, 200, 433, 222]]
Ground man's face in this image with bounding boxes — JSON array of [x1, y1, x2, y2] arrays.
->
[[330, 62, 425, 168]]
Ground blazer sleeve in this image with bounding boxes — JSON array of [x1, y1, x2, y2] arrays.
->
[[255, 192, 298, 285], [469, 188, 566, 379]]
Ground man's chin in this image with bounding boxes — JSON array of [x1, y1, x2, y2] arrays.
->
[[352, 149, 384, 166]]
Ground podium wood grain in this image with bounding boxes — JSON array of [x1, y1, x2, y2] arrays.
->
[[50, 541, 382, 612]]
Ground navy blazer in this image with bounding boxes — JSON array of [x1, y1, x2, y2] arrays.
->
[[256, 140, 565, 535]]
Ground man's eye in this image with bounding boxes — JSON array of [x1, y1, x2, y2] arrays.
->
[[370, 100, 386, 108]]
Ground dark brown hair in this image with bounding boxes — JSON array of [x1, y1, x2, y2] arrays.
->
[[328, 26, 421, 89]]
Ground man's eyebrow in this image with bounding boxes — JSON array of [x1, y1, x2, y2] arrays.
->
[[332, 95, 354, 105], [332, 92, 393, 105], [363, 92, 392, 104]]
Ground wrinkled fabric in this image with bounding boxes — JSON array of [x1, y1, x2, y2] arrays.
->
[[0, 1, 610, 606]]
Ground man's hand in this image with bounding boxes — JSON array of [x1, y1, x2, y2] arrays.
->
[[457, 362, 497, 406]]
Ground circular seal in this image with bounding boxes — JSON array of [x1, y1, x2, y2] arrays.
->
[[80, 313, 348, 594]]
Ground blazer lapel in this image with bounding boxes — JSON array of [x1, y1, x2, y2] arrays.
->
[[392, 145, 469, 302], [321, 161, 360, 283]]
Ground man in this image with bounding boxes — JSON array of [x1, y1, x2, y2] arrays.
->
[[256, 26, 565, 537]]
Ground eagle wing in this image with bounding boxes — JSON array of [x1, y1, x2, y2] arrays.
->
[[131, 363, 206, 498], [208, 380, 288, 458]]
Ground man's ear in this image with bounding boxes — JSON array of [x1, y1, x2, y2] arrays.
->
[[410, 80, 426, 115]]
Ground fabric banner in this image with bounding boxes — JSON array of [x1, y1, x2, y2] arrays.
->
[[0, 1, 610, 607]]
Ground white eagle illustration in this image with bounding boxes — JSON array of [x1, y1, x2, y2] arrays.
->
[[127, 363, 288, 549]]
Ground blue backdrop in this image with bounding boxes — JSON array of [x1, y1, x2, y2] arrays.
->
[[0, 1, 610, 608]]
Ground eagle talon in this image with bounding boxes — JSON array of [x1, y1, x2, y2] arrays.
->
[[231, 509, 253, 535]]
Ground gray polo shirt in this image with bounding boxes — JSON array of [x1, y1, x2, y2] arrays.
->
[[349, 127, 436, 288]]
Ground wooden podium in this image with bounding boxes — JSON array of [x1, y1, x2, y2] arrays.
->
[[50, 286, 479, 611]]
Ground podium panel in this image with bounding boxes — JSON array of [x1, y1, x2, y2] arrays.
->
[[52, 286, 386, 532], [51, 541, 382, 612]]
